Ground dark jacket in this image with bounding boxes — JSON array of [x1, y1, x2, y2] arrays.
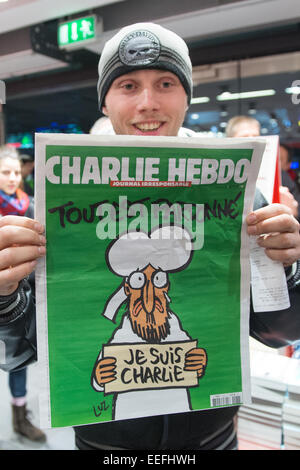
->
[[1, 190, 300, 450]]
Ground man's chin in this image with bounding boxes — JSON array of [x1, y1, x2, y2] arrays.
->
[[129, 316, 170, 343]]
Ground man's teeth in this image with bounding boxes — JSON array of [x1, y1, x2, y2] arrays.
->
[[135, 122, 161, 131]]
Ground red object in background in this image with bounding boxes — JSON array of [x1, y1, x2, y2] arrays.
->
[[285, 345, 294, 357], [272, 146, 281, 203], [288, 169, 298, 181]]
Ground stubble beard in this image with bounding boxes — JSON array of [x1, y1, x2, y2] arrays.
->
[[128, 299, 171, 343]]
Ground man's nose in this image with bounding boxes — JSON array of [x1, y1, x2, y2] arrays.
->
[[136, 88, 160, 111], [142, 279, 155, 314], [9, 171, 17, 181]]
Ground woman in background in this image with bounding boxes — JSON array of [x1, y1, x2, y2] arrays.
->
[[0, 145, 44, 442]]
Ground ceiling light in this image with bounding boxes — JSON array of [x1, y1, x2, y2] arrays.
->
[[217, 89, 276, 101], [190, 97, 210, 104], [0, 0, 10, 3], [285, 86, 300, 94]]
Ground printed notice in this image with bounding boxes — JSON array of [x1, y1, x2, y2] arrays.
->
[[250, 236, 290, 312], [103, 340, 198, 394]]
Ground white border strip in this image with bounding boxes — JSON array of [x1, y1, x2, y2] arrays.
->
[[35, 133, 51, 428]]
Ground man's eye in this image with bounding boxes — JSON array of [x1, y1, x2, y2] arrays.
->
[[128, 272, 146, 289], [153, 271, 168, 288], [162, 81, 172, 88], [122, 83, 134, 90]]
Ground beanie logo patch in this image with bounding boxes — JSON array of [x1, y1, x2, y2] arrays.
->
[[118, 30, 160, 66]]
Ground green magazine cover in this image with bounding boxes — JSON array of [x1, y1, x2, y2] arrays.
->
[[34, 133, 265, 428]]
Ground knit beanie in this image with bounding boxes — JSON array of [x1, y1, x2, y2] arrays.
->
[[97, 22, 193, 110]]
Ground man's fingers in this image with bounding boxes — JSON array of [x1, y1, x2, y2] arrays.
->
[[0, 245, 46, 270], [98, 357, 116, 367], [257, 232, 298, 250], [256, 231, 300, 266], [184, 363, 205, 371], [0, 215, 44, 233], [0, 225, 46, 251], [0, 260, 38, 291], [95, 358, 117, 385], [0, 217, 46, 295], [247, 204, 293, 224], [264, 248, 299, 267], [99, 376, 117, 385], [247, 212, 299, 236]]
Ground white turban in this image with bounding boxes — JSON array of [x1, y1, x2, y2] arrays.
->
[[102, 226, 193, 322]]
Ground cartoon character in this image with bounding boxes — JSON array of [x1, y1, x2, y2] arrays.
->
[[91, 226, 207, 420]]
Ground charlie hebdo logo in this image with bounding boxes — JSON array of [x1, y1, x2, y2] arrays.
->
[[291, 80, 300, 105], [0, 80, 5, 105]]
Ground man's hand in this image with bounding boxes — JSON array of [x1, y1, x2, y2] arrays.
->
[[246, 203, 300, 267], [94, 357, 117, 386], [184, 348, 207, 378], [279, 186, 298, 218], [0, 215, 46, 296]]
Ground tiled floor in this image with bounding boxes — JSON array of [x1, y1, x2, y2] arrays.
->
[[0, 362, 74, 450]]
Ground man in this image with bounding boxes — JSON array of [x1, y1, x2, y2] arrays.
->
[[1, 22, 300, 450], [279, 144, 300, 219], [225, 115, 260, 139], [91, 226, 207, 421], [20, 153, 34, 196], [226, 115, 299, 218]]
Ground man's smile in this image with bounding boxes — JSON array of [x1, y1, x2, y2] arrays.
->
[[132, 121, 165, 134]]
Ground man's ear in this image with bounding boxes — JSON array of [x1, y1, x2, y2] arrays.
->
[[102, 106, 108, 116], [124, 283, 130, 296]]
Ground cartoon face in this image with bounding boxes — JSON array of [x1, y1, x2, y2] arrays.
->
[[124, 263, 170, 342]]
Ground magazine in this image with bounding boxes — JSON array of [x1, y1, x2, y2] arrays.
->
[[35, 133, 265, 428]]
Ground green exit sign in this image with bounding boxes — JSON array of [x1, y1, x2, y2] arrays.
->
[[58, 15, 99, 48]]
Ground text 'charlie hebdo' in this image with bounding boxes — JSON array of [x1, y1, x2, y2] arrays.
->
[[45, 155, 250, 185]]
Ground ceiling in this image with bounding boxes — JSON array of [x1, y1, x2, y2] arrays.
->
[[1, 0, 300, 81], [0, 0, 124, 34]]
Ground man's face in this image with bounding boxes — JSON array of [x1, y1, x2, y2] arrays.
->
[[21, 161, 34, 178], [102, 69, 188, 137], [280, 146, 290, 171], [233, 122, 260, 138], [124, 264, 170, 342]]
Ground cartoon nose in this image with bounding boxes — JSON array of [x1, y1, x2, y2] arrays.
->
[[142, 279, 155, 314]]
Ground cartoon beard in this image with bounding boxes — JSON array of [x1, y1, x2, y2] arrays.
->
[[128, 296, 171, 343]]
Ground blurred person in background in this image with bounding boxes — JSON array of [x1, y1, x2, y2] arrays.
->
[[89, 116, 114, 135], [20, 153, 34, 197], [280, 144, 300, 220], [280, 143, 300, 191], [226, 116, 299, 218], [0, 145, 45, 442], [226, 115, 260, 139]]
